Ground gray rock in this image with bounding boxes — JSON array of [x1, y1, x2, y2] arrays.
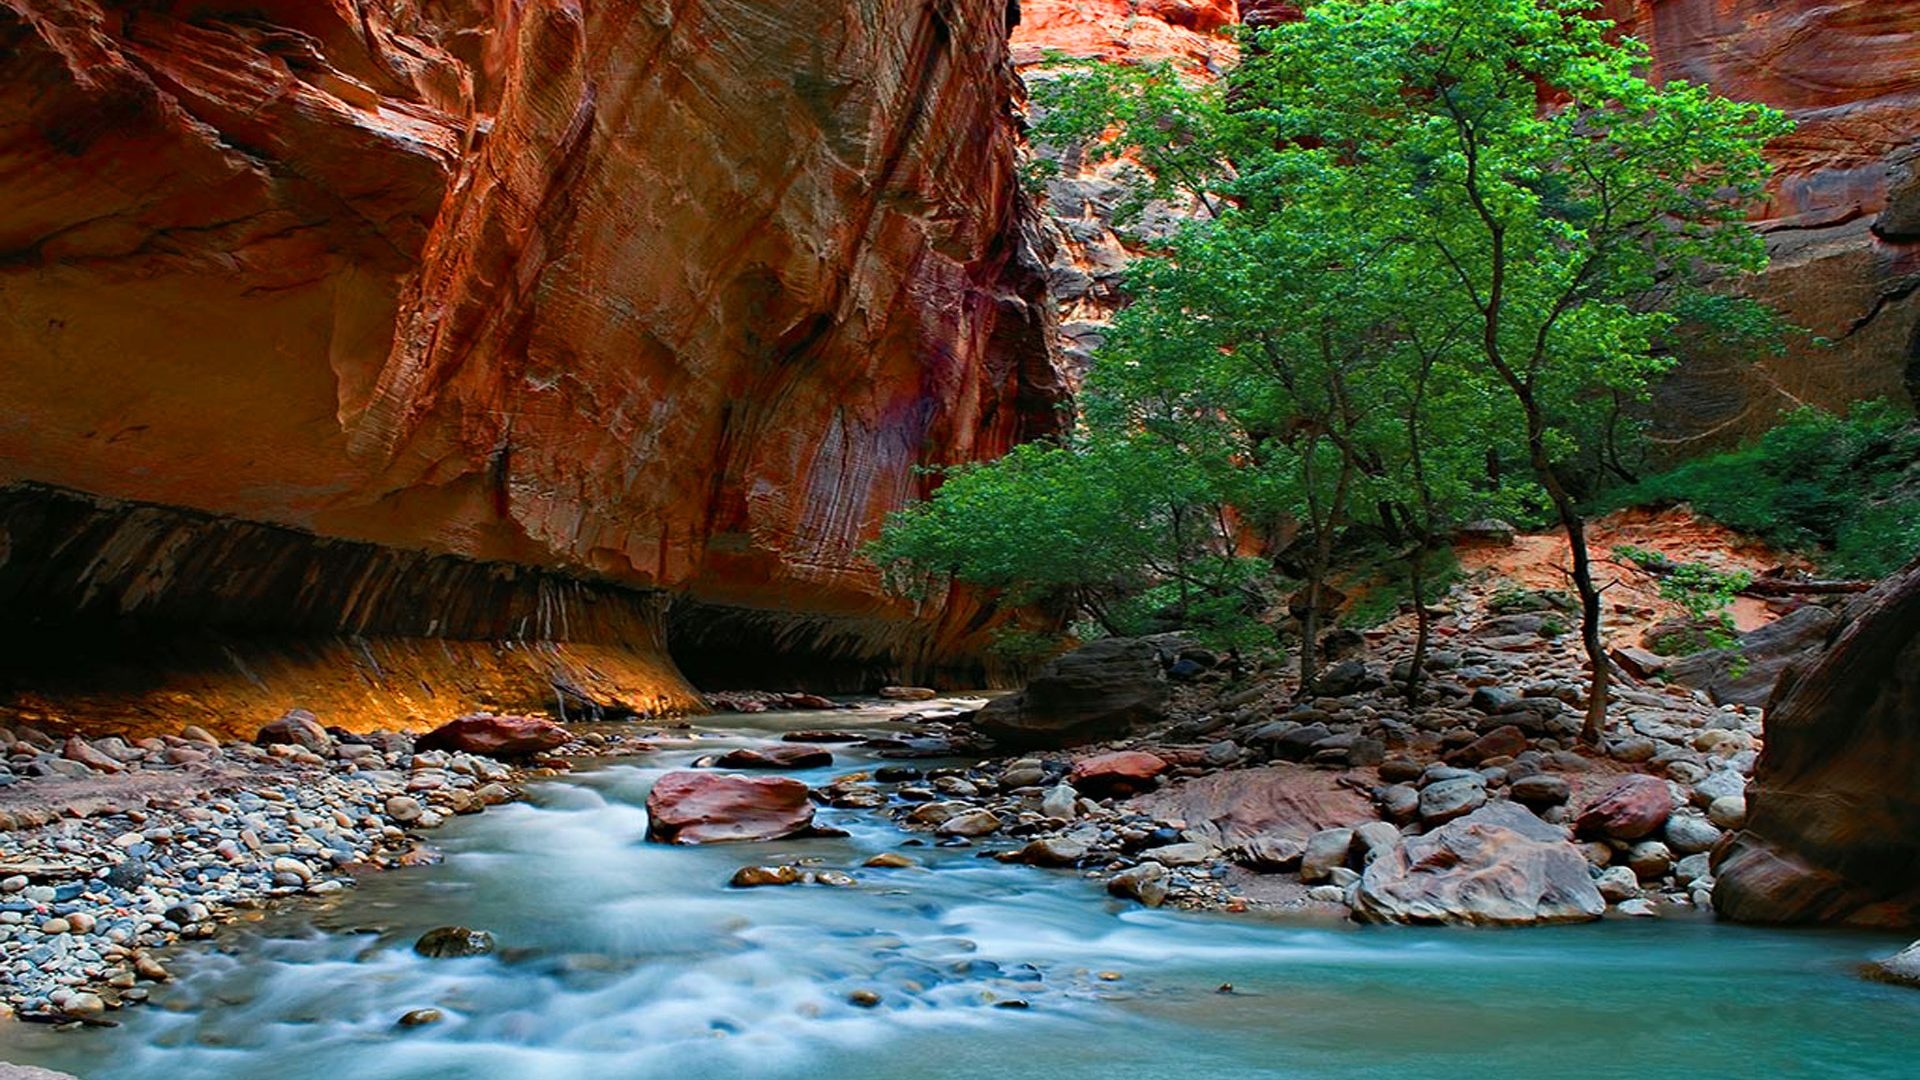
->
[[1354, 803, 1604, 926], [1300, 828, 1356, 883], [1418, 776, 1487, 825], [1108, 862, 1170, 907], [1662, 810, 1722, 856], [935, 809, 1001, 838], [1673, 852, 1713, 887], [1707, 794, 1748, 830], [1595, 865, 1641, 902]]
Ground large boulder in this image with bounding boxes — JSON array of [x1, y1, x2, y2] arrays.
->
[[972, 637, 1170, 748], [414, 714, 570, 758], [645, 771, 816, 844], [1715, 557, 1920, 927], [1865, 941, 1920, 988], [1355, 802, 1606, 927], [1664, 605, 1840, 707]]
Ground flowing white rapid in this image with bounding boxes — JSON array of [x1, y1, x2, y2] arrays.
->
[[2, 704, 1914, 1079]]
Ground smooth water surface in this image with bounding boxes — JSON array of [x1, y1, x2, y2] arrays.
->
[[3, 705, 1914, 1079]]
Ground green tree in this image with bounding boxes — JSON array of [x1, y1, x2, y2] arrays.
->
[[1031, 0, 1789, 741]]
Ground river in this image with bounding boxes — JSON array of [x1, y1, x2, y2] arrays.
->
[[2, 704, 1914, 1079]]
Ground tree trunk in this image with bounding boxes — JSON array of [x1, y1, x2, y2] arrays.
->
[[1525, 424, 1610, 744], [1404, 546, 1431, 706]]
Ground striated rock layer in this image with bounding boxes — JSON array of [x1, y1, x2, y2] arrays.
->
[[0, 0, 1068, 728], [1713, 555, 1920, 929]]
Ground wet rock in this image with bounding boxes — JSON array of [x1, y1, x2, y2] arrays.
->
[[878, 687, 937, 701], [863, 853, 916, 869], [1355, 803, 1605, 926], [414, 927, 495, 958], [729, 865, 802, 887], [645, 771, 815, 844], [385, 795, 425, 825], [1864, 941, 1920, 989], [415, 714, 570, 758], [1107, 861, 1170, 907], [714, 746, 833, 770], [253, 708, 333, 754], [1575, 775, 1672, 841], [997, 836, 1089, 866], [398, 1008, 445, 1027], [1068, 750, 1169, 798], [61, 736, 125, 774], [0, 1065, 85, 1079], [848, 989, 883, 1007], [973, 638, 1169, 748], [935, 809, 1002, 838], [1616, 898, 1660, 918]]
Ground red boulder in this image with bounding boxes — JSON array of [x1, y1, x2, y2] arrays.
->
[[1575, 774, 1673, 841], [646, 771, 816, 844], [414, 714, 570, 758], [1069, 750, 1170, 798]]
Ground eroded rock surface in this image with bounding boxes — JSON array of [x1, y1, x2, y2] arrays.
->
[[644, 771, 817, 845], [1355, 802, 1606, 927], [1714, 557, 1920, 928], [0, 0, 1067, 726], [974, 637, 1171, 747]]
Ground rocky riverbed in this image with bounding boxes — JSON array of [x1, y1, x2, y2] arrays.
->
[[0, 712, 654, 1025]]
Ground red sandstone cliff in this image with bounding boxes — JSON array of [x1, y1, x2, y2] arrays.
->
[[0, 0, 1067, 731]]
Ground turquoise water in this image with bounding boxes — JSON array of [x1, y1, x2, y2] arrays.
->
[[3, 708, 1914, 1079]]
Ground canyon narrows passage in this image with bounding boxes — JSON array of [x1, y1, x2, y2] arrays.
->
[[2, 0, 1919, 1077]]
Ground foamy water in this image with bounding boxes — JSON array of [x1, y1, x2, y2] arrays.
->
[[3, 707, 1914, 1079]]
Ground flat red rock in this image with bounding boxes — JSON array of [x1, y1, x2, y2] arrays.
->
[[714, 745, 834, 769], [414, 714, 570, 758], [1069, 750, 1170, 797], [645, 771, 816, 844]]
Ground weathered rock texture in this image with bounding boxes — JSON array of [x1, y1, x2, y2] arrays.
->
[[1356, 802, 1607, 927], [973, 636, 1170, 747], [1714, 556, 1920, 928], [1601, 0, 1920, 446], [1014, 1, 1920, 432], [0, 0, 1067, 728]]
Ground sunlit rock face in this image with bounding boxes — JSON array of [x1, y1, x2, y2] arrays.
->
[[1014, 0, 1920, 431], [0, 0, 1067, 726]]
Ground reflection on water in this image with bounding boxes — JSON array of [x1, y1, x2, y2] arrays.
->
[[2, 707, 1914, 1080]]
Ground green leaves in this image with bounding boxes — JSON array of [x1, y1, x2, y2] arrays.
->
[[872, 0, 1794, 659]]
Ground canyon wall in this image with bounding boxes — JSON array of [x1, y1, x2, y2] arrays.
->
[[0, 0, 1067, 732], [1713, 556, 1920, 928], [1016, 1, 1920, 437]]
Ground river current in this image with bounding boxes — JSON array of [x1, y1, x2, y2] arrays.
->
[[3, 704, 1914, 1079]]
